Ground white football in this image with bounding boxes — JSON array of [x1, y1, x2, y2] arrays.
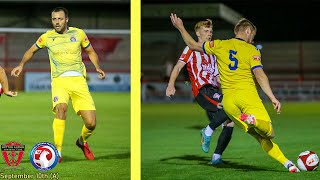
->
[[297, 151, 319, 171]]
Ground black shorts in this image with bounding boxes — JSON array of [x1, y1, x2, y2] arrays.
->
[[195, 85, 223, 112], [195, 84, 229, 124]]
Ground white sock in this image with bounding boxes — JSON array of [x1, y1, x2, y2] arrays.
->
[[284, 160, 293, 169], [205, 125, 214, 136], [212, 153, 221, 161], [58, 151, 62, 157]]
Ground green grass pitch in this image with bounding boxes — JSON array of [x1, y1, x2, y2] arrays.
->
[[142, 102, 320, 180], [0, 92, 130, 179]]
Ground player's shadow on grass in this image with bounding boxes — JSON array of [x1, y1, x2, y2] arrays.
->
[[95, 152, 130, 160], [160, 154, 208, 164], [160, 155, 281, 172], [186, 125, 203, 130], [61, 152, 130, 162]]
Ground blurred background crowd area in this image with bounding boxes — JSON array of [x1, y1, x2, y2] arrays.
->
[[141, 1, 320, 102]]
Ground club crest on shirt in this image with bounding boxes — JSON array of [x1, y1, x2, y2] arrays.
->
[[70, 36, 76, 42], [213, 93, 221, 100], [53, 96, 59, 102], [253, 55, 261, 61], [38, 37, 42, 43]]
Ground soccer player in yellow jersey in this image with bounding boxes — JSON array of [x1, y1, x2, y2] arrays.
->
[[170, 13, 300, 173], [0, 66, 18, 97], [11, 7, 105, 162]]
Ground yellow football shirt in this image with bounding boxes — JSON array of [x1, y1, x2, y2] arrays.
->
[[203, 38, 262, 93], [36, 27, 90, 78]]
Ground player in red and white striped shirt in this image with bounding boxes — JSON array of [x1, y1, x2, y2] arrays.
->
[[166, 19, 234, 165], [178, 45, 219, 97]]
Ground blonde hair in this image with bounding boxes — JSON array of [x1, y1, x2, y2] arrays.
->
[[234, 18, 257, 35], [194, 19, 213, 32]]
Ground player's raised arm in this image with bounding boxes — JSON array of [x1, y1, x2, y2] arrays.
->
[[11, 44, 40, 77], [253, 67, 281, 113], [170, 13, 203, 52]]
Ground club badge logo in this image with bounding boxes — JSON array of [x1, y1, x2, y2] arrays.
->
[[29, 142, 59, 171], [53, 96, 59, 102], [1, 142, 25, 170], [70, 36, 76, 42]]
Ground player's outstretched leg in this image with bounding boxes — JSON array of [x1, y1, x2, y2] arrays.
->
[[211, 125, 233, 165], [240, 114, 256, 125], [287, 163, 300, 173], [202, 110, 229, 153], [53, 118, 65, 163], [199, 111, 217, 153], [76, 136, 94, 160], [200, 127, 212, 153], [76, 110, 96, 160], [240, 113, 273, 139], [52, 103, 68, 163], [247, 128, 300, 173]]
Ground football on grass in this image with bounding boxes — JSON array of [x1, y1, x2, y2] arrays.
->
[[297, 151, 319, 171]]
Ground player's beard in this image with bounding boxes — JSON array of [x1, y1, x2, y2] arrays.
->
[[54, 23, 67, 34]]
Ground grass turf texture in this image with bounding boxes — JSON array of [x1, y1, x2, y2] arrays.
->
[[142, 102, 320, 180], [0, 92, 130, 179]]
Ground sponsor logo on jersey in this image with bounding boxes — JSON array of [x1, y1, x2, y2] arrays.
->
[[253, 55, 261, 61], [202, 64, 214, 73], [213, 93, 221, 100]]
